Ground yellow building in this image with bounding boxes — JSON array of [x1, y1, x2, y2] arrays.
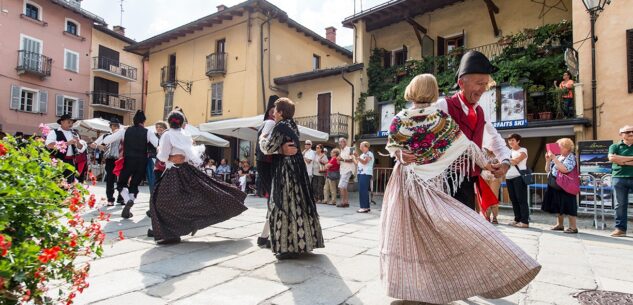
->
[[89, 25, 144, 125]]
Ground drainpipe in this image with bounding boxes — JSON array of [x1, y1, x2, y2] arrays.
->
[[267, 20, 289, 96], [341, 69, 355, 142], [260, 15, 273, 111]]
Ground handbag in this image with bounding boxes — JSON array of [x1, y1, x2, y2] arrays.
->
[[327, 171, 341, 180], [515, 165, 534, 185], [556, 165, 580, 195]]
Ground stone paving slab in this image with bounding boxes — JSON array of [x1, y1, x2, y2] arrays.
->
[[74, 184, 633, 305]]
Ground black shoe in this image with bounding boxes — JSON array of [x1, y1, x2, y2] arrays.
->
[[145, 210, 152, 218], [121, 200, 134, 219], [117, 198, 124, 204], [147, 229, 154, 237], [191, 229, 198, 236], [257, 237, 271, 248], [275, 252, 297, 260], [157, 237, 181, 245]]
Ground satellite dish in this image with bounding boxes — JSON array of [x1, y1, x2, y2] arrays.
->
[[564, 48, 579, 77]]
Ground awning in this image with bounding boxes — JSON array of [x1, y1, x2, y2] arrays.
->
[[47, 118, 117, 138], [147, 124, 229, 147], [199, 115, 329, 142]]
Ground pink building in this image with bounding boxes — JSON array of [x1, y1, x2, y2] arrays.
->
[[0, 0, 105, 135]]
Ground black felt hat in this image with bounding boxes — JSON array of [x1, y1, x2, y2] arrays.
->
[[264, 95, 279, 121], [456, 50, 498, 79], [57, 114, 77, 124]]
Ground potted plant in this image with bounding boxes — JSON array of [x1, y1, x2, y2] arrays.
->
[[548, 87, 567, 119], [527, 84, 546, 97]]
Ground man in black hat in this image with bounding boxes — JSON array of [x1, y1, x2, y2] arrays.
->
[[45, 114, 86, 183], [103, 110, 158, 218], [92, 118, 123, 206], [402, 51, 512, 210]]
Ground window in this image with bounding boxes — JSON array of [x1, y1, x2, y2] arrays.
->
[[216, 39, 226, 54], [211, 82, 223, 116], [312, 54, 321, 70], [66, 19, 79, 35], [25, 3, 39, 20], [445, 35, 464, 54], [63, 98, 74, 116], [64, 49, 79, 72], [20, 89, 36, 112], [19, 34, 42, 68], [393, 48, 407, 66]]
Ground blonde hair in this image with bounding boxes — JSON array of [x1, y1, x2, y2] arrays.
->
[[331, 148, 341, 156], [360, 141, 370, 149], [556, 138, 575, 152], [404, 74, 439, 104]]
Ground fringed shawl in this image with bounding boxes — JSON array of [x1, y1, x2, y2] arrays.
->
[[386, 106, 489, 193]]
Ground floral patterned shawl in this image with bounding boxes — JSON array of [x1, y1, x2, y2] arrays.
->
[[386, 105, 488, 191]]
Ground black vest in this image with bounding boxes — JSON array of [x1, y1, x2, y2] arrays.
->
[[147, 133, 158, 158], [52, 129, 77, 159], [123, 126, 148, 159]]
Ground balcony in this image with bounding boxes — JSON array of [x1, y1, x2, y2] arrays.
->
[[92, 56, 137, 81], [16, 50, 52, 78], [160, 65, 176, 87], [206, 52, 227, 76], [294, 113, 351, 138], [91, 91, 136, 112]]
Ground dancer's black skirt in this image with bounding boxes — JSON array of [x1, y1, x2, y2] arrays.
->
[[150, 163, 247, 240]]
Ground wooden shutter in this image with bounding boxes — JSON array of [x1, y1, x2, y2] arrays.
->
[[382, 50, 391, 68], [39, 90, 48, 113], [77, 99, 84, 119], [56, 94, 64, 116], [626, 29, 633, 93], [437, 36, 445, 56], [10, 85, 20, 110], [217, 82, 223, 114]]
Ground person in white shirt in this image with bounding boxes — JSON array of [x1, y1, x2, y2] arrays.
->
[[337, 137, 356, 208], [303, 140, 316, 182], [103, 110, 159, 219], [355, 141, 374, 213], [45, 114, 86, 182], [505, 133, 530, 228], [91, 118, 123, 205]]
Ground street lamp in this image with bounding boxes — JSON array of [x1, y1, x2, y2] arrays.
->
[[581, 0, 610, 139], [163, 83, 175, 119]]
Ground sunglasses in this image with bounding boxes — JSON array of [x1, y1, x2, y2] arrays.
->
[[624, 131, 633, 135]]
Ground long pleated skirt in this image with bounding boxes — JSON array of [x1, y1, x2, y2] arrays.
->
[[150, 163, 247, 241], [380, 164, 541, 304]]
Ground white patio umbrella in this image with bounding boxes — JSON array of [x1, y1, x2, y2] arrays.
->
[[47, 118, 117, 138], [147, 124, 229, 147], [199, 115, 329, 142]]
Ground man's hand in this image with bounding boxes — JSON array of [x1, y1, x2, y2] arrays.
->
[[282, 142, 298, 156], [490, 162, 510, 178], [397, 150, 417, 165], [89, 143, 98, 149]]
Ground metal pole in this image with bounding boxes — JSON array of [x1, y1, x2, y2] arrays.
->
[[590, 12, 598, 139]]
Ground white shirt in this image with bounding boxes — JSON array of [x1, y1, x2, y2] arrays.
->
[[102, 127, 159, 148], [435, 96, 512, 162], [506, 147, 528, 179], [156, 131, 187, 163], [45, 128, 87, 157], [303, 149, 316, 176], [339, 146, 355, 174], [357, 151, 375, 176]]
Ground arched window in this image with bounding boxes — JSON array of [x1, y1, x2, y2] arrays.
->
[[25, 3, 39, 20], [66, 20, 78, 35]]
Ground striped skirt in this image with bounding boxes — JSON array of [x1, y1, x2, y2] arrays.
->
[[379, 164, 541, 304]]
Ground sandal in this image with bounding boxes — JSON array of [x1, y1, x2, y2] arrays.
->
[[356, 208, 370, 213], [513, 223, 529, 228], [564, 228, 578, 234], [550, 225, 564, 231], [491, 218, 499, 225]]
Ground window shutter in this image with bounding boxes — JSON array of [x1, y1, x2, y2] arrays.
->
[[627, 29, 633, 94], [437, 36, 445, 56], [77, 99, 84, 119], [39, 90, 48, 113], [56, 94, 64, 116], [218, 83, 223, 113], [10, 85, 20, 110]]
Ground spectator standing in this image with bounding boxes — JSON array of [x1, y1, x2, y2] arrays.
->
[[303, 140, 316, 182], [554, 71, 575, 118], [312, 144, 328, 204], [324, 148, 341, 205], [337, 138, 355, 208], [542, 138, 578, 233], [506, 134, 530, 228], [608, 125, 633, 237], [355, 141, 374, 213]]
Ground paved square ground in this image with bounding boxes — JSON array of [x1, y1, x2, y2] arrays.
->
[[74, 183, 633, 305]]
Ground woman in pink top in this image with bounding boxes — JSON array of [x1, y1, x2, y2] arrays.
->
[[554, 71, 575, 118]]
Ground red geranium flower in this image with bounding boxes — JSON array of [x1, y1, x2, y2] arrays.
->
[[118, 231, 125, 241], [0, 143, 7, 156]]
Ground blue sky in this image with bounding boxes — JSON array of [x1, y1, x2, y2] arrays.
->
[[82, 0, 386, 46]]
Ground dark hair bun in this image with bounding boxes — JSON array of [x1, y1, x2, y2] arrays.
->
[[167, 111, 185, 129]]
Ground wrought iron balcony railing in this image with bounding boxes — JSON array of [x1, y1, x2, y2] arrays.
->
[[206, 52, 227, 76], [92, 56, 137, 80], [16, 50, 52, 78], [294, 113, 351, 138], [91, 91, 136, 111]]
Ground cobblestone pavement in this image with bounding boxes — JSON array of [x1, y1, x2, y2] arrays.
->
[[74, 183, 633, 305]]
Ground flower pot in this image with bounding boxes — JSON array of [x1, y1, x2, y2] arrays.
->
[[538, 112, 552, 120], [526, 113, 534, 121]]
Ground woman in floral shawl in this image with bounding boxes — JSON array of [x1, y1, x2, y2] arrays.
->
[[259, 98, 324, 259], [380, 74, 540, 303]]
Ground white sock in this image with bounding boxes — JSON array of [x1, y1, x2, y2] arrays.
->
[[121, 188, 130, 202]]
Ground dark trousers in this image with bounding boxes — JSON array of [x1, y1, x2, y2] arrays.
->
[[105, 158, 117, 202], [117, 156, 147, 195], [507, 176, 530, 224], [450, 176, 478, 210], [146, 157, 157, 193], [62, 158, 75, 183], [358, 174, 372, 209]]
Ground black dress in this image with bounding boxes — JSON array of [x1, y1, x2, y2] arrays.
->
[[260, 119, 324, 254]]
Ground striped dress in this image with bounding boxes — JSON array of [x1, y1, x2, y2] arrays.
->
[[380, 106, 541, 303]]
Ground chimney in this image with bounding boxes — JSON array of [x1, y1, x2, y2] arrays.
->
[[113, 25, 125, 36], [217, 4, 227, 11], [325, 26, 336, 44]]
